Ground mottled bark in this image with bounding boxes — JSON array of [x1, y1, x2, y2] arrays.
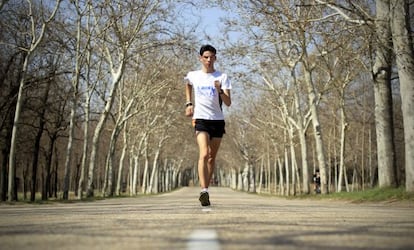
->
[[373, 0, 397, 188], [390, 0, 414, 191]]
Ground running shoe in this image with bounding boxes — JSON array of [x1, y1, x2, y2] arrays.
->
[[199, 191, 210, 206]]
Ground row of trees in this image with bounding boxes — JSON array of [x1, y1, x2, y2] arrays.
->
[[213, 0, 413, 194], [0, 0, 201, 201], [0, 0, 413, 202]]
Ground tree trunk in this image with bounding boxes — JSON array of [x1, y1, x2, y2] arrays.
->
[[242, 162, 249, 192], [0, 147, 8, 201], [31, 78, 53, 203], [344, 161, 350, 192], [273, 160, 277, 194], [115, 125, 128, 196], [277, 157, 284, 196], [284, 143, 290, 196], [132, 133, 146, 195], [86, 64, 124, 197], [103, 125, 122, 197], [373, 0, 398, 188], [131, 155, 139, 195], [249, 162, 256, 193], [0, 116, 12, 201], [298, 130, 309, 194], [231, 168, 237, 189], [338, 90, 347, 192], [258, 157, 264, 193], [42, 133, 56, 200], [53, 146, 59, 198], [86, 103, 110, 197], [175, 160, 182, 189], [147, 149, 160, 194], [305, 69, 328, 194], [289, 135, 297, 196], [141, 137, 150, 194], [77, 1, 93, 200], [8, 50, 31, 201], [77, 94, 90, 199], [23, 162, 29, 200], [8, 0, 61, 202], [291, 77, 310, 194], [390, 0, 414, 192], [63, 2, 83, 200], [62, 100, 76, 200]]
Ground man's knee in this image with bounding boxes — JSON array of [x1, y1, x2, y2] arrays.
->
[[207, 156, 216, 164], [199, 152, 209, 161]]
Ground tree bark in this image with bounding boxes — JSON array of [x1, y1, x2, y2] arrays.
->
[[13, 0, 61, 203], [284, 142, 290, 196], [63, 0, 84, 200], [31, 80, 51, 201], [258, 156, 263, 193], [115, 124, 128, 196], [147, 148, 161, 194], [1, 116, 12, 201], [141, 136, 150, 194], [373, 0, 398, 188], [86, 52, 125, 197], [249, 162, 256, 193], [337, 89, 347, 192], [242, 162, 249, 192], [132, 134, 146, 195], [277, 157, 284, 196], [390, 0, 414, 191], [86, 74, 121, 197], [102, 123, 122, 197], [77, 0, 94, 200], [304, 67, 329, 194]]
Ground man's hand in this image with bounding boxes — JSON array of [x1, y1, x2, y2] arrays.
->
[[185, 106, 193, 117], [214, 80, 221, 90]]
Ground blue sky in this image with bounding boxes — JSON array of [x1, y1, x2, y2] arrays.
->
[[196, 6, 227, 44], [177, 4, 233, 69], [178, 3, 229, 47]]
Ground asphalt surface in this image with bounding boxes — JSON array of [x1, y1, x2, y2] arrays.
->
[[0, 187, 413, 250]]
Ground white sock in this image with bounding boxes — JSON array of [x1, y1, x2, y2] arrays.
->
[[201, 188, 208, 193]]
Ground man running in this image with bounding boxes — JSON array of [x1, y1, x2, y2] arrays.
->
[[184, 44, 232, 206]]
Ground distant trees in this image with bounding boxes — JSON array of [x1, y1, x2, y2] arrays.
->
[[0, 0, 199, 201], [312, 0, 413, 191], [4, 0, 62, 202], [217, 0, 411, 194]]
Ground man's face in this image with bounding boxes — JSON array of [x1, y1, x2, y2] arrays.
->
[[199, 51, 216, 69]]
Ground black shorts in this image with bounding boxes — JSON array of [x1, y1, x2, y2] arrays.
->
[[194, 119, 226, 138]]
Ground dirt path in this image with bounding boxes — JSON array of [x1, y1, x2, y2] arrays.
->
[[0, 187, 413, 250]]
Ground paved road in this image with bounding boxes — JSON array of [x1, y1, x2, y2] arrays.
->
[[0, 187, 413, 250]]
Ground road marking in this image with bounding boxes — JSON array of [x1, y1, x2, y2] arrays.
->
[[187, 229, 220, 250], [201, 207, 212, 212]]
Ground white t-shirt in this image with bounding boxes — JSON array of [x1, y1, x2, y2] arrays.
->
[[185, 70, 231, 120]]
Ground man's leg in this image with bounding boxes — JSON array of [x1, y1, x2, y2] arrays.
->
[[196, 132, 210, 189], [207, 137, 222, 185], [197, 132, 217, 206]]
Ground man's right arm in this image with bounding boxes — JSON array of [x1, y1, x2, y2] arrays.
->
[[185, 83, 193, 117]]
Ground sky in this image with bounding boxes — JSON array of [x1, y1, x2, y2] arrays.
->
[[178, 3, 231, 49], [197, 6, 227, 44]]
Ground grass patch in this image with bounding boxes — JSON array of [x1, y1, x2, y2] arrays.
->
[[311, 187, 414, 203]]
